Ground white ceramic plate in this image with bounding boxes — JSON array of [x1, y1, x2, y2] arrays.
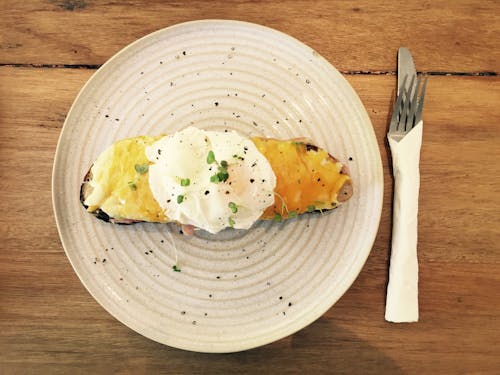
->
[[52, 20, 383, 353]]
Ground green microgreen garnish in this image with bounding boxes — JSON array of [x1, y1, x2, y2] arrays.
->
[[177, 195, 185, 204], [228, 217, 235, 227], [274, 213, 283, 222], [210, 172, 229, 183], [134, 163, 149, 174], [288, 210, 298, 218], [172, 264, 181, 272], [307, 205, 316, 212], [274, 191, 289, 214], [216, 170, 229, 182], [180, 178, 190, 186], [128, 181, 137, 191], [206, 150, 230, 183], [207, 150, 215, 164], [228, 202, 238, 214]]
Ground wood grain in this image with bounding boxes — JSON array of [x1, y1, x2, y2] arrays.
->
[[1, 66, 499, 374], [1, 0, 500, 372], [0, 0, 499, 72]]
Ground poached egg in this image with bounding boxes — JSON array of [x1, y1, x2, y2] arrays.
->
[[144, 127, 276, 233]]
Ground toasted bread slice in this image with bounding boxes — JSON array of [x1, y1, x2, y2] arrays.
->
[[80, 135, 352, 226]]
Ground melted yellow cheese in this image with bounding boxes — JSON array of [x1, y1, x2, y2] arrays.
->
[[85, 135, 168, 222], [252, 138, 350, 219]]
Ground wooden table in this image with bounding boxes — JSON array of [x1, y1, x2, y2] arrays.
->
[[1, 1, 499, 374]]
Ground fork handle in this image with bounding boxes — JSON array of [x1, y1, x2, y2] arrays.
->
[[385, 120, 423, 323]]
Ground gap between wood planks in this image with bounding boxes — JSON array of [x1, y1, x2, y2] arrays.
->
[[0, 63, 497, 76]]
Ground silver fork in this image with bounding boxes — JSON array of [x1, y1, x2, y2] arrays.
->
[[385, 74, 428, 323], [389, 75, 428, 139]]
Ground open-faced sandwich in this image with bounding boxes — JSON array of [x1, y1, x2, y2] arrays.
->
[[80, 126, 352, 234]]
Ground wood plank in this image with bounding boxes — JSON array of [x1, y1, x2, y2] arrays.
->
[[0, 1, 499, 72], [1, 67, 499, 373]]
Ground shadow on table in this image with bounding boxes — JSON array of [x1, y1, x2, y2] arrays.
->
[[154, 316, 403, 374]]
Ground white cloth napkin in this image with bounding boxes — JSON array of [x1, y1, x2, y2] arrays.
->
[[385, 120, 423, 323]]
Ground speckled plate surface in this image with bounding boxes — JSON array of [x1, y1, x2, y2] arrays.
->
[[52, 20, 383, 353]]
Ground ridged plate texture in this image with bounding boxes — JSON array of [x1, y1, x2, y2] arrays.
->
[[52, 20, 383, 353]]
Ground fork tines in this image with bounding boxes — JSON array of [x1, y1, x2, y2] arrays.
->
[[389, 75, 428, 135]]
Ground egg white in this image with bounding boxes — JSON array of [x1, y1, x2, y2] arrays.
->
[[145, 127, 276, 234]]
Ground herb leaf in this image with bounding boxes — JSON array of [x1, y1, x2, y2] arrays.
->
[[207, 150, 215, 164], [216, 171, 229, 182], [135, 163, 149, 174], [228, 202, 238, 213], [208, 153, 230, 184], [177, 195, 185, 204], [128, 181, 137, 191], [288, 210, 298, 218], [180, 178, 190, 186], [273, 213, 282, 222], [228, 217, 235, 227]]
